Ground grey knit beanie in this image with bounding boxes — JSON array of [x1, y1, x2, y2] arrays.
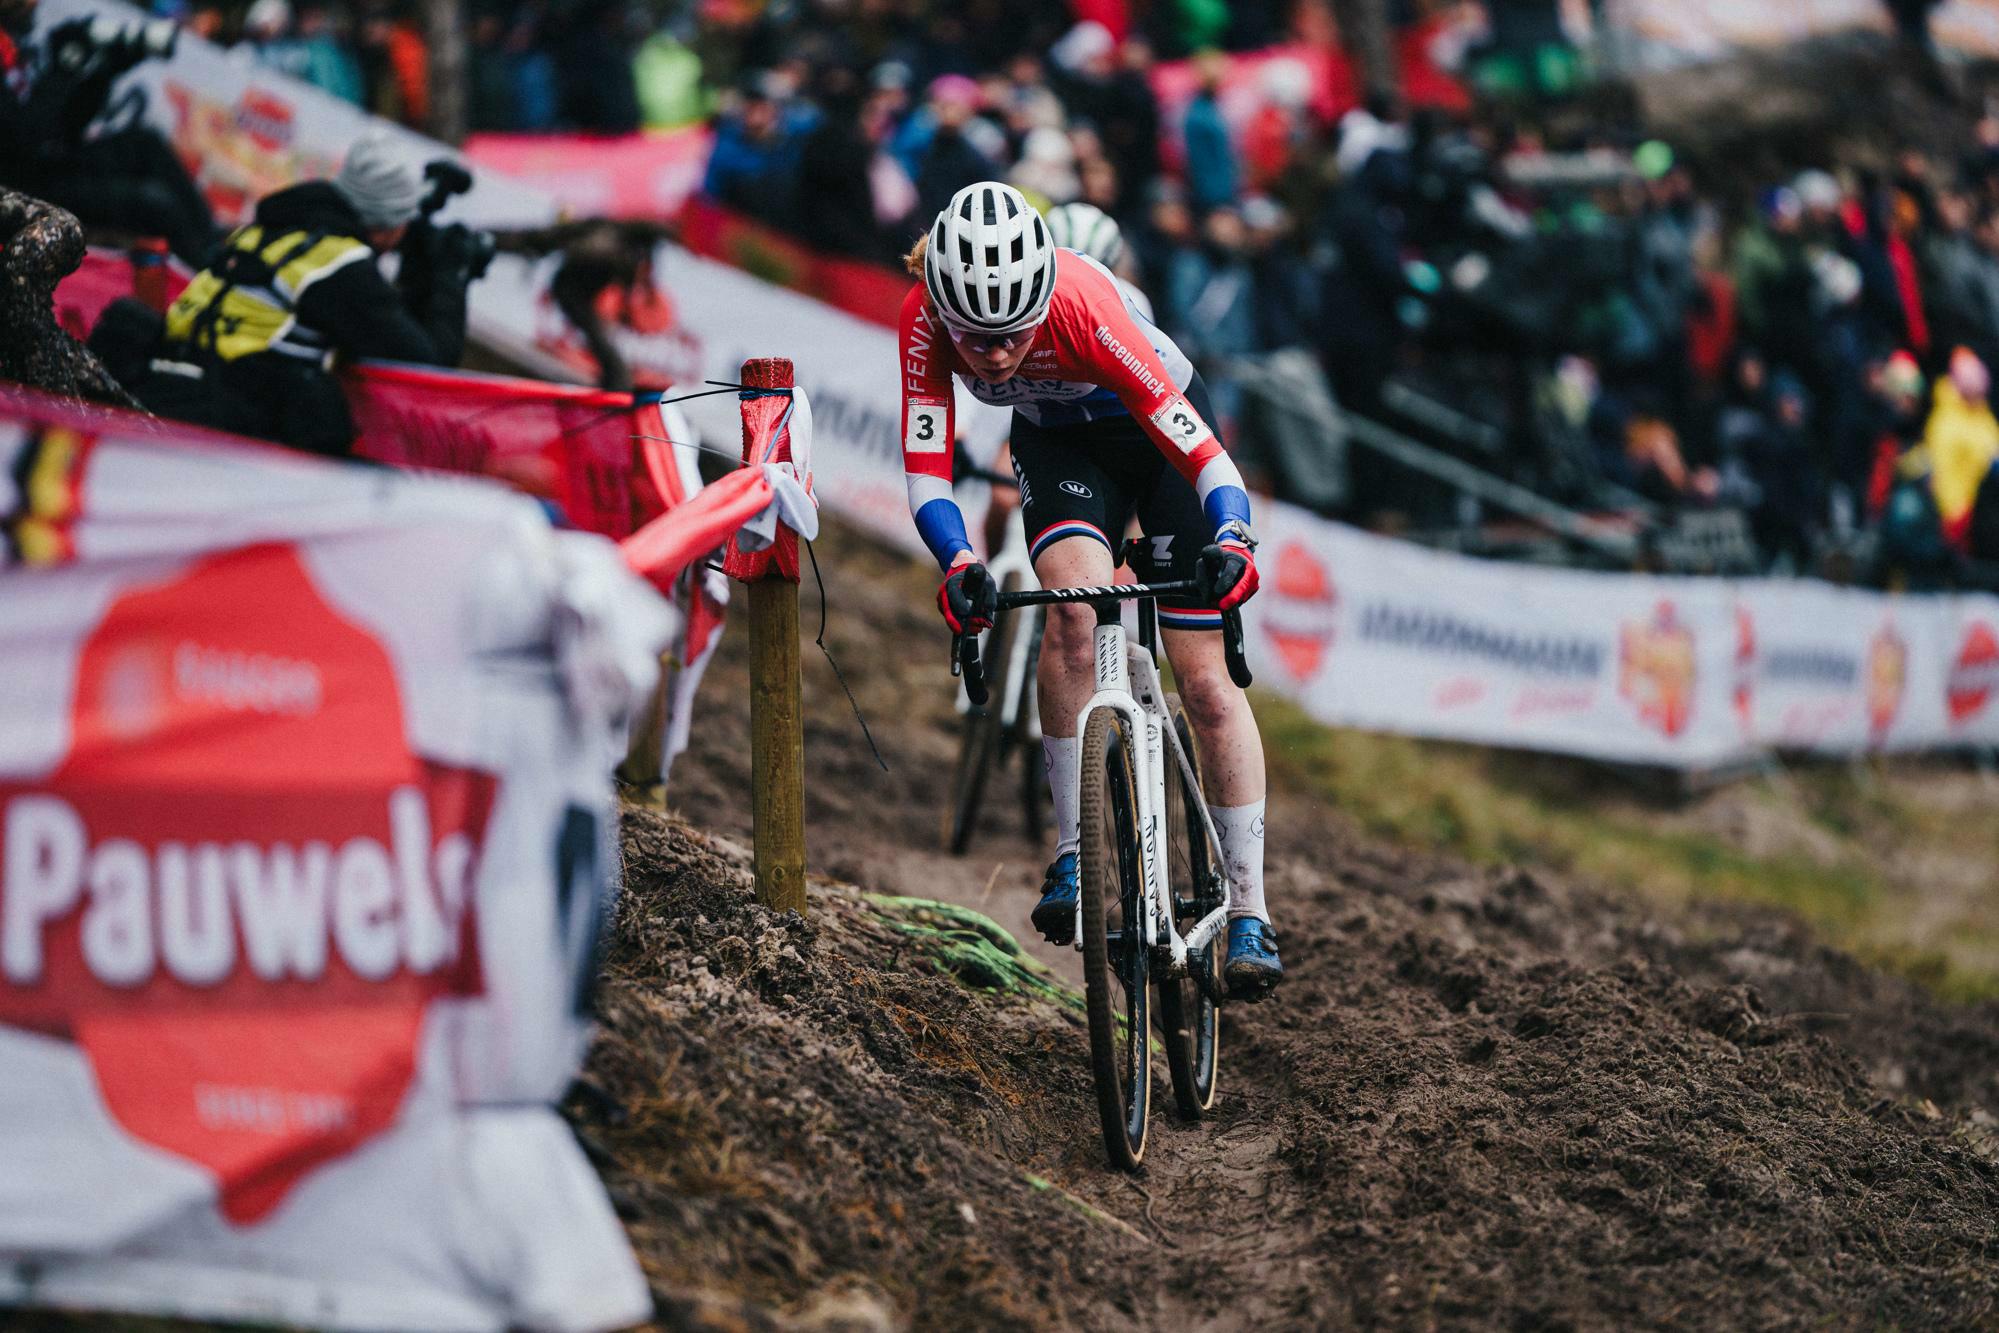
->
[[334, 133, 425, 230]]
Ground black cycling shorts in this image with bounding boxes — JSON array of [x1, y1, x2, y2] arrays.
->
[[1008, 373, 1223, 631]]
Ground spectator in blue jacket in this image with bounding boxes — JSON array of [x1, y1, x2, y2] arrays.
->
[[702, 72, 816, 227], [1183, 58, 1238, 212]]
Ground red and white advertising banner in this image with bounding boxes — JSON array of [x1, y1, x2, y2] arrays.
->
[[0, 389, 660, 1330], [343, 361, 669, 539], [1735, 582, 1999, 754], [1245, 505, 1747, 767], [1245, 505, 1999, 767], [462, 130, 712, 221]]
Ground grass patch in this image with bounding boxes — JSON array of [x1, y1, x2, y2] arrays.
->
[[1255, 693, 1999, 1003]]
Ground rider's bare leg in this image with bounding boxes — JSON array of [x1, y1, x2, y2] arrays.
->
[[1033, 535, 1119, 858], [1163, 626, 1269, 923]]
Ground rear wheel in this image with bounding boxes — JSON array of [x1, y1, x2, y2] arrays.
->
[[1157, 700, 1222, 1118], [944, 575, 1025, 855], [1078, 706, 1150, 1169]]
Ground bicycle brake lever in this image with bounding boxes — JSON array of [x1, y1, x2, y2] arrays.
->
[[1222, 608, 1253, 689], [957, 632, 989, 707]]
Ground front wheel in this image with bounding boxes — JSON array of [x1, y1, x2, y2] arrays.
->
[[1079, 706, 1150, 1169]]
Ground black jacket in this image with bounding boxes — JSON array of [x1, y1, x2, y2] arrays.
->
[[247, 181, 464, 367]]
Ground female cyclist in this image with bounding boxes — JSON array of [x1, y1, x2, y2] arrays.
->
[[901, 181, 1282, 996]]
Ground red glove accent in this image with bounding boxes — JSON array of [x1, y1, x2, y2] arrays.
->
[[1198, 541, 1259, 611], [938, 561, 996, 633]]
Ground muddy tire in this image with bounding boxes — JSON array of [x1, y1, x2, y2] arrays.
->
[[1158, 699, 1222, 1119], [1079, 705, 1150, 1170]]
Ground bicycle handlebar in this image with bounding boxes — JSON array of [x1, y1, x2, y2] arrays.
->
[[950, 567, 1252, 707], [956, 463, 1020, 491]]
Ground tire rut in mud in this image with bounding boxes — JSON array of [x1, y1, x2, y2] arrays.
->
[[599, 521, 1999, 1329]]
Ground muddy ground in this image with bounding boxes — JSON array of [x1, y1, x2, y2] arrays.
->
[[583, 521, 1999, 1331]]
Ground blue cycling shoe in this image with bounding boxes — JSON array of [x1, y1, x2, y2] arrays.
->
[[1030, 852, 1080, 945], [1224, 917, 1284, 999]]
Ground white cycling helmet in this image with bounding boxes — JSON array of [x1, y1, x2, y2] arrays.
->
[[1044, 201, 1125, 271], [924, 181, 1057, 336]]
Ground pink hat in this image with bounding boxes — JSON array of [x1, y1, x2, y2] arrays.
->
[[927, 74, 982, 110], [1951, 346, 1990, 400]]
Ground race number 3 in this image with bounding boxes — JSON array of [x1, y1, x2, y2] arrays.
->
[[1149, 396, 1214, 454], [905, 399, 948, 454]]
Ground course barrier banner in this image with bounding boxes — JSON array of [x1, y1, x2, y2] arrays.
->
[[343, 361, 667, 539], [462, 129, 711, 222], [0, 387, 660, 1331], [1246, 504, 1999, 766]]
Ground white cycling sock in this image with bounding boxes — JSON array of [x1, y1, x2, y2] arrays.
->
[[1045, 734, 1081, 861], [1209, 799, 1269, 923]]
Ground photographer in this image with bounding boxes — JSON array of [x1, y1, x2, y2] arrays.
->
[[0, 0, 216, 264], [130, 134, 489, 457]]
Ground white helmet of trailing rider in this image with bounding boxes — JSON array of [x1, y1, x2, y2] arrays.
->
[[1044, 201, 1125, 271], [924, 181, 1057, 336]]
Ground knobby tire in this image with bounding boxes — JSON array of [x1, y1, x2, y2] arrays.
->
[[1079, 706, 1150, 1169]]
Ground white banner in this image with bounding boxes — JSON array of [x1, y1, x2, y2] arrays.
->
[[0, 393, 660, 1331], [1244, 507, 1744, 767], [1247, 504, 1999, 766]]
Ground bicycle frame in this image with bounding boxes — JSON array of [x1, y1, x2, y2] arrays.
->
[[955, 575, 1253, 977], [1074, 608, 1232, 975]]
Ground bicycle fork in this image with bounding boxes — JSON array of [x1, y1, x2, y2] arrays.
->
[[1070, 609, 1233, 976]]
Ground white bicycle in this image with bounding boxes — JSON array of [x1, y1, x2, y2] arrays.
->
[[953, 558, 1255, 1169]]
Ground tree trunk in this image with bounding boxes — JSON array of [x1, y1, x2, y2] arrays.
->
[[1333, 0, 1399, 106], [0, 189, 143, 410], [423, 0, 468, 146]]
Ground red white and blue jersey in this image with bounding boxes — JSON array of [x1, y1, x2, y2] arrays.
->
[[899, 250, 1251, 568]]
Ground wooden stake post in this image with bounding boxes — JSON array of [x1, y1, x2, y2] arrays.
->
[[748, 578, 805, 913], [728, 357, 808, 915]]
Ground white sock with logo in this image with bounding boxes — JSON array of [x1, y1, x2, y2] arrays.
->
[[1045, 734, 1081, 861], [1210, 799, 1269, 923]]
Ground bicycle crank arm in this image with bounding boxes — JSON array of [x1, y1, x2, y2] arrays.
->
[[1181, 904, 1229, 958]]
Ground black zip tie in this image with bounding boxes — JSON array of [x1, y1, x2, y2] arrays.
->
[[804, 536, 888, 773]]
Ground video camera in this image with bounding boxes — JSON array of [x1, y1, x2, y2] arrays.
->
[[33, 15, 179, 146], [416, 159, 496, 280]]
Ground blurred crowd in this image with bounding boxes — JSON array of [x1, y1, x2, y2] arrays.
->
[[657, 0, 1999, 585], [48, 0, 1999, 581]]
